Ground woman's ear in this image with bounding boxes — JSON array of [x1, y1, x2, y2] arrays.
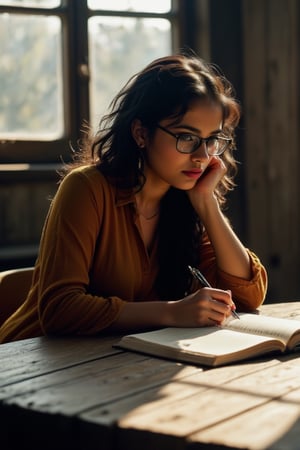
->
[[131, 119, 147, 148]]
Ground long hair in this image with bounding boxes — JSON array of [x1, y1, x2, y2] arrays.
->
[[67, 53, 241, 299]]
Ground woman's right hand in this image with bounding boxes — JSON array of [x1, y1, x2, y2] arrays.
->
[[109, 288, 236, 332], [167, 288, 236, 327]]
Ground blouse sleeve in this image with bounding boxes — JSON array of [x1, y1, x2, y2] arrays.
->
[[37, 169, 125, 336], [198, 232, 268, 311]]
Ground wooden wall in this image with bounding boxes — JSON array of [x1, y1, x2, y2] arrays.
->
[[242, 0, 300, 300], [196, 0, 300, 301], [0, 169, 59, 270]]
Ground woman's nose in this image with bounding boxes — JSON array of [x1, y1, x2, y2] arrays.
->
[[191, 141, 210, 161]]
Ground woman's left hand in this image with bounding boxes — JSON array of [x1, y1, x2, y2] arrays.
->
[[187, 156, 226, 210]]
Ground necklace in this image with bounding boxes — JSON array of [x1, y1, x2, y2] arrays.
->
[[137, 210, 160, 220], [134, 198, 160, 220]]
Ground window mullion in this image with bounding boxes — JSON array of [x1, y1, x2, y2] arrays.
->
[[74, 0, 90, 142]]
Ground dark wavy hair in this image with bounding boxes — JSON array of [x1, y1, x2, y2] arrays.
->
[[67, 53, 241, 300]]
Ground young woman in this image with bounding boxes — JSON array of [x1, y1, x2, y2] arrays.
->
[[0, 54, 267, 343]]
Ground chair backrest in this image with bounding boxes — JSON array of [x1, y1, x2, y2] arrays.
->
[[0, 267, 34, 327]]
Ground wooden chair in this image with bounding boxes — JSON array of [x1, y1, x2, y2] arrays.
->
[[0, 267, 34, 326]]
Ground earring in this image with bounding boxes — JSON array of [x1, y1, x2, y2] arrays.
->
[[138, 155, 143, 170]]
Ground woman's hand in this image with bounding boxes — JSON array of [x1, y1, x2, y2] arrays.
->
[[167, 288, 236, 327], [187, 156, 226, 210]]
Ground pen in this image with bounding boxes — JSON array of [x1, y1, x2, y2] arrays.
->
[[188, 265, 240, 320]]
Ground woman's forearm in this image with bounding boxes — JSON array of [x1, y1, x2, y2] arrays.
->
[[196, 196, 251, 280], [109, 300, 171, 331]]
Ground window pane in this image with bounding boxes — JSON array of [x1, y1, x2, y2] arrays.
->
[[89, 16, 171, 129], [0, 13, 63, 140], [88, 0, 171, 13], [0, 0, 60, 7]]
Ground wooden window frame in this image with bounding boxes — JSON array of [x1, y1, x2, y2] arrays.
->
[[0, 0, 181, 165]]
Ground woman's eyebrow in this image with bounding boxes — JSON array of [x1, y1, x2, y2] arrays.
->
[[172, 124, 223, 135]]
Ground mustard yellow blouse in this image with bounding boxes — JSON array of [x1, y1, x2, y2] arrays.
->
[[0, 165, 268, 343]]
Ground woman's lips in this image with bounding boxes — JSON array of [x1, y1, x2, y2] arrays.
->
[[182, 170, 203, 179]]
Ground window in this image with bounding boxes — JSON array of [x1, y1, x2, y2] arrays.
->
[[0, 12, 63, 140], [0, 0, 175, 163]]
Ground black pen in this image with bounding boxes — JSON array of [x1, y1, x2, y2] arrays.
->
[[188, 265, 240, 320]]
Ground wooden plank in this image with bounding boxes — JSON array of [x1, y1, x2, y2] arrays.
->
[[1, 354, 201, 410], [115, 356, 300, 449], [188, 386, 300, 449], [0, 335, 121, 386], [243, 0, 300, 300], [242, 0, 269, 260], [0, 181, 56, 246], [265, 0, 300, 300]]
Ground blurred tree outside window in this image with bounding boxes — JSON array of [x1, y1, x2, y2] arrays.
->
[[0, 13, 63, 140], [89, 16, 171, 130]]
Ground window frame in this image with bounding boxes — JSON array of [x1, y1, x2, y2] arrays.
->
[[0, 0, 179, 164]]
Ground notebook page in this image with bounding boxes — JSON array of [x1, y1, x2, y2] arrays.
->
[[225, 313, 300, 345]]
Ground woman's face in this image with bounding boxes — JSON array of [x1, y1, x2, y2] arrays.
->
[[142, 99, 224, 191]]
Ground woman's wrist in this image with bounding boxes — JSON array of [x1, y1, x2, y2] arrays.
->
[[164, 301, 179, 327], [193, 194, 221, 225]]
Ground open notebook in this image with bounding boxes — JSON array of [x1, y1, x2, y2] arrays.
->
[[116, 313, 300, 367]]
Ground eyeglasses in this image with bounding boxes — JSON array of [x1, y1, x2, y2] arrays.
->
[[156, 124, 232, 156]]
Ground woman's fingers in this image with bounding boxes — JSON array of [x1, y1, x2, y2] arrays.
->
[[195, 296, 231, 325], [170, 287, 235, 327]]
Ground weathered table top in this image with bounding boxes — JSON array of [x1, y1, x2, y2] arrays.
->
[[1, 302, 300, 450]]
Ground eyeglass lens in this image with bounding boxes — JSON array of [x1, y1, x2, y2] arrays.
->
[[178, 135, 229, 155]]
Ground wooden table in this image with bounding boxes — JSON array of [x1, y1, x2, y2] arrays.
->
[[1, 302, 300, 450]]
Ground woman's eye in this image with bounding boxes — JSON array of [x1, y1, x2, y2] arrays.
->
[[180, 134, 197, 142]]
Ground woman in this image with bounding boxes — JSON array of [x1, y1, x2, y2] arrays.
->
[[0, 54, 267, 343]]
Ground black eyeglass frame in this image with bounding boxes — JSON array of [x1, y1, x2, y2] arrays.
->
[[156, 124, 232, 156]]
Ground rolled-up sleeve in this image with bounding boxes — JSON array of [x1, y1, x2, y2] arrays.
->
[[198, 233, 268, 311]]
